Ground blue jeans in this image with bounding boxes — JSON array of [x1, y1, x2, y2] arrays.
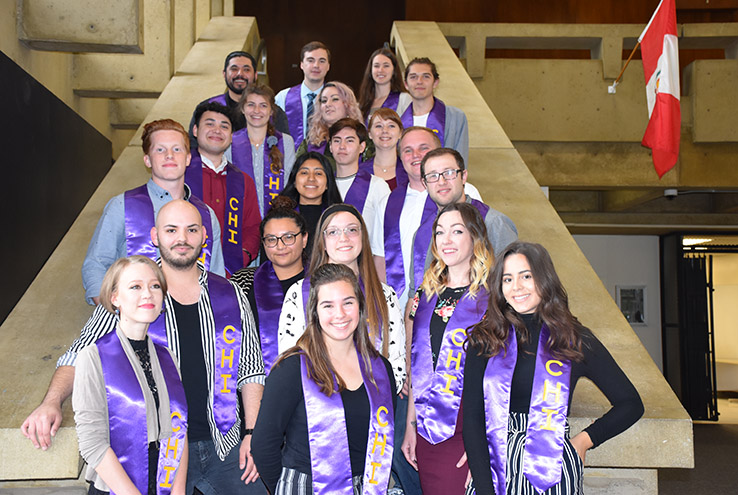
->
[[392, 394, 422, 495], [187, 439, 267, 495]]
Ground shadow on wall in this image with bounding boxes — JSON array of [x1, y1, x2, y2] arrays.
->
[[0, 51, 112, 324]]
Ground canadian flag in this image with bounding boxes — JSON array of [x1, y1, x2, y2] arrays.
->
[[639, 0, 680, 178]]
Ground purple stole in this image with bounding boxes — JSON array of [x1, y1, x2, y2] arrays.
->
[[301, 352, 394, 494], [185, 151, 246, 275], [412, 199, 490, 292], [307, 140, 329, 155], [208, 94, 228, 106], [231, 128, 287, 216], [285, 85, 305, 149], [363, 91, 402, 126], [97, 331, 187, 495], [341, 169, 373, 216], [359, 157, 408, 189], [124, 185, 213, 271], [146, 273, 241, 434], [400, 97, 447, 146], [383, 189, 435, 299], [483, 325, 572, 494], [253, 261, 295, 374], [411, 288, 488, 444]]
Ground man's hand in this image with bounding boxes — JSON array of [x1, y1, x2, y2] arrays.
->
[[239, 435, 260, 484], [20, 401, 63, 450]]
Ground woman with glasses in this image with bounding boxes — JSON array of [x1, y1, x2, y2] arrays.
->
[[233, 85, 296, 217], [402, 203, 494, 495], [295, 82, 363, 167], [278, 203, 406, 391], [231, 197, 308, 374]]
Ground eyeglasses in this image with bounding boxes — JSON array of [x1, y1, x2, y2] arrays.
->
[[423, 168, 462, 183], [323, 226, 362, 239], [262, 232, 301, 248]]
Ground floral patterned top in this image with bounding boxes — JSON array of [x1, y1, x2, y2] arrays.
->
[[410, 285, 470, 368]]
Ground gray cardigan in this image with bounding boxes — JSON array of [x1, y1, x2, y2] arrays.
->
[[73, 328, 179, 491]]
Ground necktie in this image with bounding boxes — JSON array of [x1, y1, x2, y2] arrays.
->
[[306, 93, 317, 123]]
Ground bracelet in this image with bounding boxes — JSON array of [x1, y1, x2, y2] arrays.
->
[[243, 428, 254, 436]]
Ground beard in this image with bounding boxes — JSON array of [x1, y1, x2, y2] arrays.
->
[[226, 77, 249, 96], [159, 241, 201, 270]]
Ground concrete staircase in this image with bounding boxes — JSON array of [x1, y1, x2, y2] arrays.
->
[[1, 7, 694, 494]]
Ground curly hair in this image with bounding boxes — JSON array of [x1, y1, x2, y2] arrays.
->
[[467, 241, 585, 361], [237, 84, 284, 174], [306, 82, 363, 147], [421, 203, 493, 301]]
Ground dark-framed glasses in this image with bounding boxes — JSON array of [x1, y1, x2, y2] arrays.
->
[[423, 168, 461, 183], [262, 232, 301, 248]]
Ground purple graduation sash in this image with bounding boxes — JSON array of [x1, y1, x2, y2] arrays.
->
[[301, 352, 394, 494], [359, 157, 408, 189], [411, 198, 490, 292], [363, 91, 402, 126], [185, 151, 246, 275], [231, 129, 287, 216], [306, 140, 328, 155], [207, 273, 243, 434], [253, 261, 292, 374], [97, 331, 187, 495], [124, 185, 213, 272], [483, 325, 572, 494], [411, 288, 488, 444], [341, 169, 373, 216], [400, 97, 447, 146], [384, 189, 435, 299], [285, 85, 304, 149], [208, 94, 228, 106]]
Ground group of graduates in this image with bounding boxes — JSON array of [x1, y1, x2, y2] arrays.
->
[[20, 40, 644, 495]]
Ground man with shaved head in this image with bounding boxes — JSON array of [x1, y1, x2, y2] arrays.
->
[[23, 200, 267, 494]]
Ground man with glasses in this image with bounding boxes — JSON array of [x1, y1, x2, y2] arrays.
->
[[408, 147, 517, 299]]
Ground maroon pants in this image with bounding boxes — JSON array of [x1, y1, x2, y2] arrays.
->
[[415, 405, 467, 495]]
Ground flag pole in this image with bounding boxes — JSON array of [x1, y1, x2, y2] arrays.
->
[[608, 41, 641, 93]]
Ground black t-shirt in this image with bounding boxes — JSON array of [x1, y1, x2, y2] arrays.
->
[[252, 353, 397, 494], [172, 298, 211, 442]]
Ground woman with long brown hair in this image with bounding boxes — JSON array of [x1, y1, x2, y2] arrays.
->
[[402, 202, 493, 495], [233, 84, 296, 217], [462, 241, 643, 494], [361, 108, 407, 190], [278, 203, 406, 391], [252, 263, 396, 494], [358, 47, 411, 124]]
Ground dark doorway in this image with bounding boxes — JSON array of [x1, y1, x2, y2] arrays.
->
[[235, 1, 406, 93]]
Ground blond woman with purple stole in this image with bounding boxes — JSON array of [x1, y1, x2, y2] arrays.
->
[[462, 241, 643, 494], [73, 256, 188, 495], [403, 203, 493, 494]]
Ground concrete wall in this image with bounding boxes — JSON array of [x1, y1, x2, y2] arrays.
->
[[574, 235, 663, 371], [713, 253, 738, 391]]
